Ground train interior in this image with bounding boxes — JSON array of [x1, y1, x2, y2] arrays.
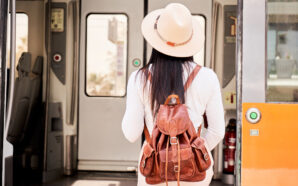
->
[[3, 0, 240, 185]]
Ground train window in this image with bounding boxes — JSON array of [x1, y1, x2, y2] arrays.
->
[[86, 14, 128, 97], [266, 1, 298, 102], [6, 13, 28, 68], [193, 15, 206, 66]]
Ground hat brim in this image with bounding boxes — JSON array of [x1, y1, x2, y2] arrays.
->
[[141, 9, 205, 58]]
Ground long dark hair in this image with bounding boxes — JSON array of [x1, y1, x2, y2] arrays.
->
[[140, 48, 193, 115]]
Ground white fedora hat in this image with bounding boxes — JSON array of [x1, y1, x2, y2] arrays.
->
[[142, 3, 205, 58]]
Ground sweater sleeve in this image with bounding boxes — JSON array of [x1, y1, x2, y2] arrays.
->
[[201, 71, 225, 150], [121, 71, 145, 143]]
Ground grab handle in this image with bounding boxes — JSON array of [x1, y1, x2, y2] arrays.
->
[[5, 0, 16, 128], [164, 94, 180, 105]]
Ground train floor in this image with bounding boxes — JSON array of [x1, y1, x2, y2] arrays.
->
[[27, 172, 231, 186]]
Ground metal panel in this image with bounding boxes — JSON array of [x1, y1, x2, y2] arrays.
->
[[47, 3, 67, 85], [242, 103, 298, 186], [242, 0, 266, 103], [78, 0, 144, 171], [147, 0, 212, 67], [44, 102, 63, 182], [239, 1, 266, 185]]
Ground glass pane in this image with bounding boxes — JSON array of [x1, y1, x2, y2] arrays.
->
[[266, 1, 298, 102], [193, 15, 206, 66], [6, 13, 29, 69], [86, 14, 128, 97]]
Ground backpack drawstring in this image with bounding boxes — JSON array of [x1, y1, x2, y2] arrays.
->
[[165, 137, 169, 186], [177, 139, 181, 186], [166, 136, 181, 186]]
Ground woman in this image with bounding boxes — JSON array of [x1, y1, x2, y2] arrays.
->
[[122, 3, 225, 186]]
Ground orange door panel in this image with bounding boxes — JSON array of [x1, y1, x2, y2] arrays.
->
[[242, 103, 298, 186]]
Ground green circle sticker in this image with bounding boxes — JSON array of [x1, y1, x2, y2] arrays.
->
[[250, 112, 258, 120], [133, 58, 141, 67]]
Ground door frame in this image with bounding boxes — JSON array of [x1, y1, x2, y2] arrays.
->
[[235, 0, 242, 185], [0, 0, 9, 184], [236, 0, 267, 185]]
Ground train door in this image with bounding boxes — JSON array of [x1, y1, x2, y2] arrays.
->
[[78, 0, 144, 171], [239, 0, 298, 185]]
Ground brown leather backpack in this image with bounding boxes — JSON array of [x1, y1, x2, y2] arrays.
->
[[140, 65, 211, 186]]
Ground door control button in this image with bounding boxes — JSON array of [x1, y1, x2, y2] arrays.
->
[[53, 53, 62, 63], [246, 108, 261, 124], [132, 58, 141, 67]]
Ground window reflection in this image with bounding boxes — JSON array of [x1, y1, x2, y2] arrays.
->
[[86, 14, 127, 97], [6, 13, 28, 69], [266, 1, 298, 102]]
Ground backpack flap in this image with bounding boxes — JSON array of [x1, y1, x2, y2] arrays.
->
[[156, 104, 191, 137], [140, 143, 155, 176], [191, 137, 211, 171]]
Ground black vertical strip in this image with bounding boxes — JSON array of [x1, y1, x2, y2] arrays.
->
[[141, 0, 148, 144], [143, 0, 148, 66], [44, 0, 52, 172], [0, 0, 9, 183]]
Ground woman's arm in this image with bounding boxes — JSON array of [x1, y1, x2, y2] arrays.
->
[[201, 72, 225, 150], [121, 71, 145, 143]]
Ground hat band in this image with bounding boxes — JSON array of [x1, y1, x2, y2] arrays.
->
[[154, 15, 193, 47]]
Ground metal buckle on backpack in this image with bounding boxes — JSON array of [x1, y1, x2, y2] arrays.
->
[[169, 97, 177, 105], [170, 137, 178, 145], [204, 153, 209, 161], [174, 165, 180, 173]]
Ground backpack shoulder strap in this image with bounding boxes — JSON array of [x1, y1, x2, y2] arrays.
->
[[184, 65, 203, 136], [144, 123, 151, 143], [148, 71, 152, 83], [198, 125, 202, 137], [184, 65, 201, 92]]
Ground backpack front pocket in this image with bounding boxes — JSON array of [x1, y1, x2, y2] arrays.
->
[[140, 143, 155, 176], [191, 137, 211, 172], [159, 147, 195, 180]]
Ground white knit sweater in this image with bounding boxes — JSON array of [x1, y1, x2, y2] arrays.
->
[[122, 62, 225, 185], [122, 62, 225, 149]]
